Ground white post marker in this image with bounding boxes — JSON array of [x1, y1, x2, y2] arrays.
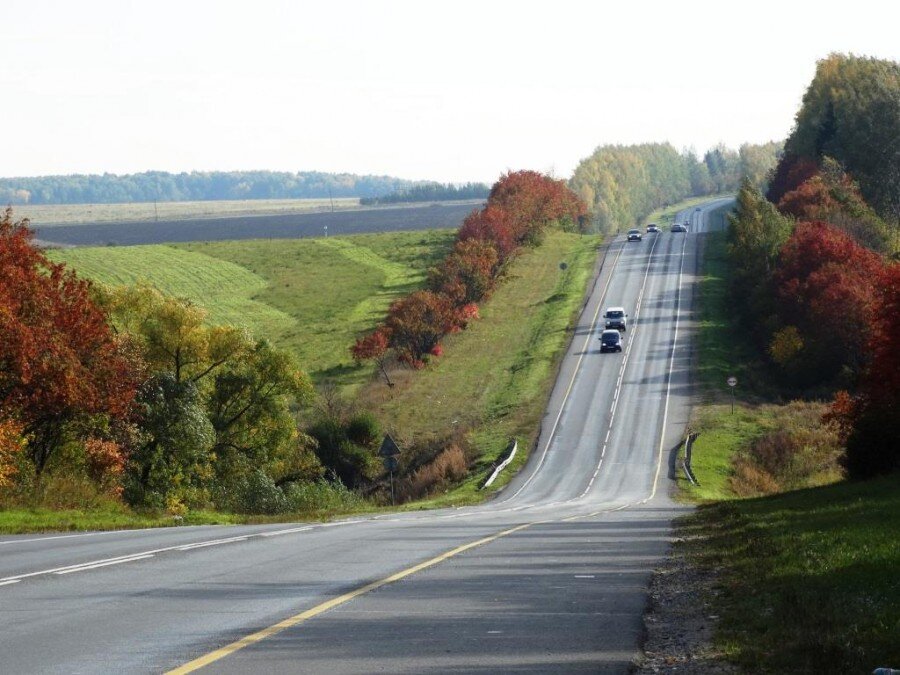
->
[[727, 375, 737, 414]]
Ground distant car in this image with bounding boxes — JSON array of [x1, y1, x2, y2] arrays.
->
[[695, 207, 702, 211], [646, 223, 659, 233], [604, 306, 627, 331], [599, 329, 623, 353], [671, 223, 688, 233], [627, 228, 642, 241]]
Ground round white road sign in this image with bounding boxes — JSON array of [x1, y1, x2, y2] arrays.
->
[[727, 376, 738, 387]]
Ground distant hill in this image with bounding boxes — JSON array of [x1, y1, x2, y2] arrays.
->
[[0, 170, 430, 205]]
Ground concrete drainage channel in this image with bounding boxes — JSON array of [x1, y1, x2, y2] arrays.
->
[[480, 439, 518, 489]]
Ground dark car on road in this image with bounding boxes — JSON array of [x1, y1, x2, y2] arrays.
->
[[671, 223, 688, 233], [599, 329, 623, 353], [646, 223, 659, 233], [627, 228, 642, 241]]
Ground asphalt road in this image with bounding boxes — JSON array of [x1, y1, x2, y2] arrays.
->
[[0, 199, 731, 673], [32, 202, 479, 246]]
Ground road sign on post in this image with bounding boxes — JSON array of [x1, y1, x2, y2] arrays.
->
[[727, 375, 737, 414], [379, 435, 401, 505], [378, 434, 401, 457]]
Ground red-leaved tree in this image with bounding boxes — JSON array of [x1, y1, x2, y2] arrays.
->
[[827, 262, 900, 478], [384, 291, 455, 368], [351, 326, 394, 387], [457, 205, 518, 262], [351, 170, 586, 380], [0, 208, 140, 475], [427, 239, 500, 307], [488, 170, 588, 244], [773, 220, 883, 385], [766, 154, 819, 205]]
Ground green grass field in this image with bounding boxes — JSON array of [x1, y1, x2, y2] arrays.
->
[[50, 230, 455, 389]]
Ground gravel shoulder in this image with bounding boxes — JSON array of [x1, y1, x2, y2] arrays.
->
[[635, 526, 738, 674]]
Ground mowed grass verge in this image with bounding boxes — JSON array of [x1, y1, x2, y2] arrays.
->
[[0, 507, 242, 534], [684, 475, 900, 671], [682, 208, 782, 500], [359, 230, 602, 506], [50, 230, 455, 391]]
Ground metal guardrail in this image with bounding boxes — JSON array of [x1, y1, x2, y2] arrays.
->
[[481, 439, 518, 489], [683, 432, 700, 485]]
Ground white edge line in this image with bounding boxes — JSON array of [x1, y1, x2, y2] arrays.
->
[[56, 554, 155, 575]]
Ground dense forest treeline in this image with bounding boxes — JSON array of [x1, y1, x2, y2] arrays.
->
[[360, 182, 490, 205], [768, 53, 900, 223], [0, 170, 427, 205], [570, 141, 782, 233], [727, 53, 900, 480]]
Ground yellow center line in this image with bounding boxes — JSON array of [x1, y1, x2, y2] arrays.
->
[[166, 522, 537, 674]]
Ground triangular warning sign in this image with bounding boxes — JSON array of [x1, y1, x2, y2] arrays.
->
[[378, 434, 401, 457]]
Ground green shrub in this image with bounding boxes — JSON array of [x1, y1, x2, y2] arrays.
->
[[285, 479, 363, 512]]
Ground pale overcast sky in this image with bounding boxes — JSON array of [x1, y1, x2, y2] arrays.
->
[[3, 0, 898, 183]]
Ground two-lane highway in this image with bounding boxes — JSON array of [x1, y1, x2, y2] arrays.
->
[[0, 199, 731, 673]]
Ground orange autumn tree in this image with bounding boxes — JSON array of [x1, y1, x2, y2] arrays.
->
[[0, 208, 140, 476], [488, 170, 588, 243], [351, 170, 587, 380]]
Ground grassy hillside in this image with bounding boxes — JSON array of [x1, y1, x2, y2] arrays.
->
[[686, 474, 900, 671], [358, 230, 601, 504], [50, 230, 455, 389]]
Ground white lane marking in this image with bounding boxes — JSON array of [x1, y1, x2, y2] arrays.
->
[[643, 202, 694, 504], [574, 574, 595, 578], [177, 536, 248, 551], [0, 526, 169, 547], [503, 239, 627, 501], [577, 227, 663, 499], [56, 554, 155, 575], [4, 552, 163, 581], [260, 526, 313, 537], [0, 521, 358, 586]]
